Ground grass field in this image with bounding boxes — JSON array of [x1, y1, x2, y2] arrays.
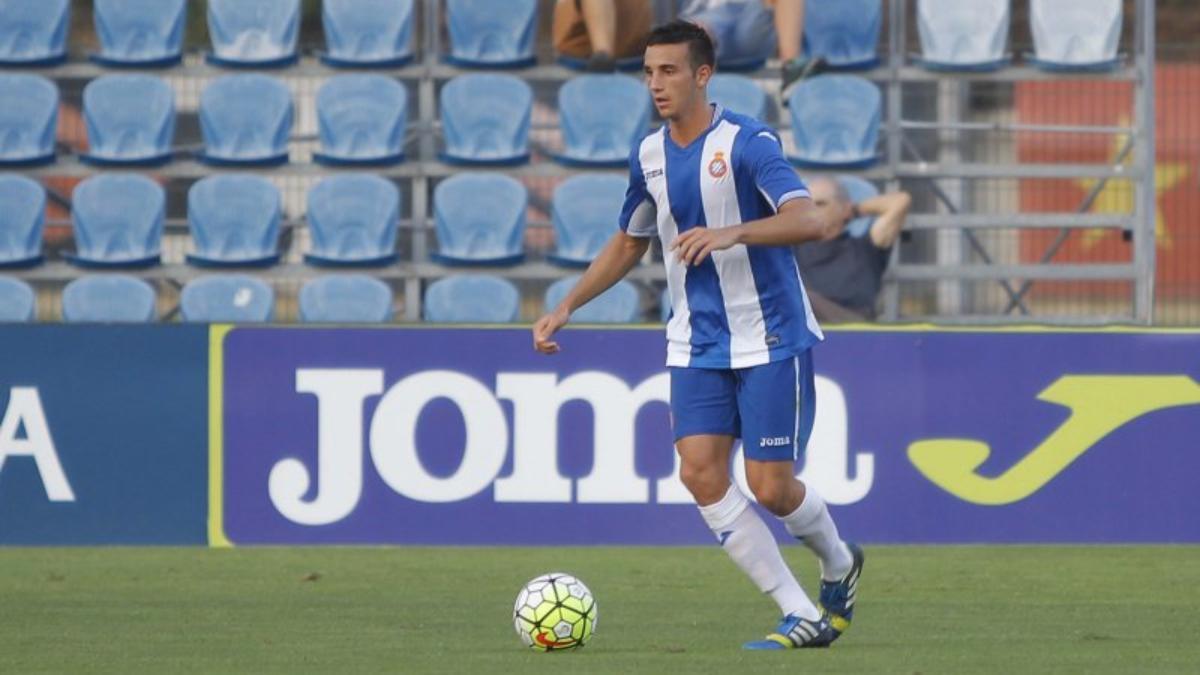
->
[[1, 546, 1197, 674]]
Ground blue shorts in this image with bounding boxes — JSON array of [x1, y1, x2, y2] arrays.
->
[[684, 2, 777, 65], [669, 350, 816, 462]]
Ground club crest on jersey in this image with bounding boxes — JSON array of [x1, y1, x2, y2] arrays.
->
[[707, 151, 728, 179]]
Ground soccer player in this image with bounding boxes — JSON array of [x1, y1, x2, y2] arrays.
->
[[532, 20, 864, 650]]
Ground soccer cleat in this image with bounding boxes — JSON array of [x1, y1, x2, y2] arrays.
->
[[743, 613, 835, 650], [818, 542, 864, 640]]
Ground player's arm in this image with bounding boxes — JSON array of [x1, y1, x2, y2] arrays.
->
[[859, 190, 912, 249], [533, 232, 650, 354], [534, 146, 657, 354], [671, 198, 830, 266]]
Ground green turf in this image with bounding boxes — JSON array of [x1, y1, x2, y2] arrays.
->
[[1, 546, 1197, 674]]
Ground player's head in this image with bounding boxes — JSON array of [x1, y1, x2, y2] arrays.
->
[[808, 177, 854, 234], [643, 20, 715, 121]]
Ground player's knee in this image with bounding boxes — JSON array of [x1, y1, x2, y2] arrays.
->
[[679, 462, 728, 504], [748, 476, 796, 516]]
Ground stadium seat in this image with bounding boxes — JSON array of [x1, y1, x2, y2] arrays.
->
[[187, 175, 281, 267], [0, 174, 45, 268], [545, 276, 640, 323], [440, 74, 531, 165], [199, 74, 293, 166], [306, 174, 399, 267], [181, 275, 275, 323], [915, 0, 1011, 71], [0, 277, 35, 322], [802, 0, 881, 69], [708, 74, 767, 121], [555, 74, 650, 167], [92, 0, 186, 67], [445, 0, 537, 68], [62, 275, 156, 323], [314, 75, 407, 166], [68, 174, 163, 268], [423, 274, 520, 323], [299, 275, 394, 323], [0, 0, 68, 66], [206, 0, 299, 68], [81, 75, 175, 166], [787, 75, 880, 169], [1029, 0, 1123, 72], [0, 74, 57, 167], [836, 175, 880, 238], [321, 0, 414, 68], [432, 173, 526, 266], [549, 174, 626, 267]]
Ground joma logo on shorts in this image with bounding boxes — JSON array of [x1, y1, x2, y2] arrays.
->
[[760, 436, 791, 448]]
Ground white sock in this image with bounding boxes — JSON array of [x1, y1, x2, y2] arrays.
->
[[698, 485, 820, 620], [780, 486, 854, 581]]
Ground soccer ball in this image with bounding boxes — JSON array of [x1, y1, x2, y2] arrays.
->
[[512, 572, 597, 651]]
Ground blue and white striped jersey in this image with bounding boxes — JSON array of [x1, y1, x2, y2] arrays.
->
[[619, 105, 824, 369]]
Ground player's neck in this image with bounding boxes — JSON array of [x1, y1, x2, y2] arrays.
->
[[668, 98, 715, 147]]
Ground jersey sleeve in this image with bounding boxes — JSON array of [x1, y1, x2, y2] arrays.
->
[[618, 145, 658, 238], [744, 128, 810, 212]]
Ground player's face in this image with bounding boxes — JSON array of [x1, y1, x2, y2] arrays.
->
[[644, 43, 711, 120], [809, 179, 853, 236]]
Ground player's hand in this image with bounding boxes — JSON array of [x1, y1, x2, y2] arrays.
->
[[670, 226, 741, 266], [532, 308, 570, 354]]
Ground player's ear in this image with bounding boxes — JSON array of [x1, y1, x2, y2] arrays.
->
[[695, 63, 713, 88]]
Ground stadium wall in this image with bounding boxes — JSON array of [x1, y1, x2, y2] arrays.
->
[[2, 327, 1198, 545]]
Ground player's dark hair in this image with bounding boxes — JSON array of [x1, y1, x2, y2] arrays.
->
[[645, 20, 716, 72]]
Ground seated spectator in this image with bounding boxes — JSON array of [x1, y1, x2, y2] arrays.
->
[[679, 0, 818, 93], [553, 0, 652, 72], [794, 176, 911, 322]]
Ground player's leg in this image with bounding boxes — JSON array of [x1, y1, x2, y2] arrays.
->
[[670, 367, 816, 624], [738, 351, 860, 645]]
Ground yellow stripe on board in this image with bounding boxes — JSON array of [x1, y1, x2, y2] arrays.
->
[[208, 324, 234, 548]]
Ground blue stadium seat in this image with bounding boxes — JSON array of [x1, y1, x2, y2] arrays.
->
[[556, 74, 650, 167], [62, 275, 156, 323], [305, 174, 399, 267], [1029, 0, 1123, 72], [68, 174, 163, 268], [181, 275, 274, 323], [199, 74, 293, 166], [915, 0, 1011, 72], [440, 74, 531, 165], [803, 0, 881, 70], [708, 74, 767, 121], [187, 175, 281, 267], [445, 0, 537, 68], [0, 174, 45, 268], [206, 0, 299, 68], [432, 173, 526, 266], [787, 75, 880, 169], [549, 174, 625, 267], [321, 0, 414, 68], [0, 0, 68, 66], [0, 75, 57, 167], [92, 0, 186, 67], [299, 275, 394, 323], [315, 75, 407, 166], [545, 276, 640, 323], [423, 274, 520, 323], [81, 75, 175, 166], [0, 277, 35, 322]]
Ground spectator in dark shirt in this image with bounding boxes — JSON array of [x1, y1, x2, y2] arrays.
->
[[794, 177, 911, 322]]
